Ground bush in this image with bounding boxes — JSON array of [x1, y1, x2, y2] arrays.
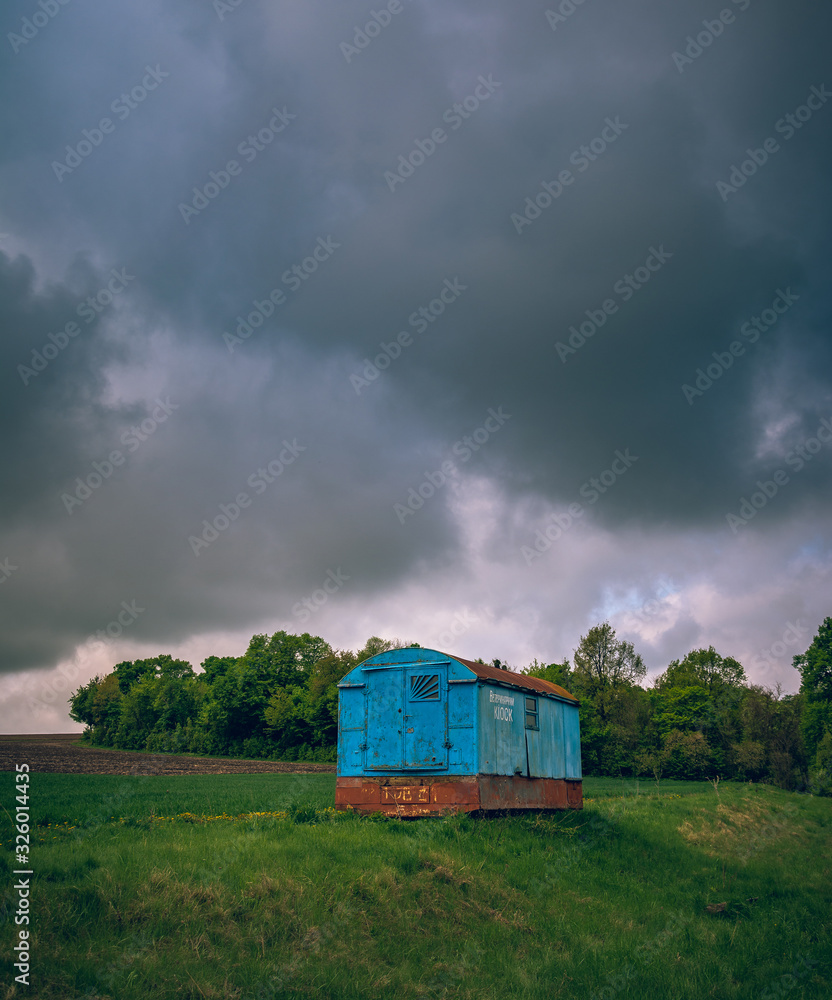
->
[[661, 730, 712, 780], [732, 739, 766, 781], [808, 730, 832, 796]]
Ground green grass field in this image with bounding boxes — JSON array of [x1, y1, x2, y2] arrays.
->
[[1, 773, 829, 999]]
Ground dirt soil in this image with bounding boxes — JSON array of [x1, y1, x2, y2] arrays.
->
[[0, 734, 337, 775]]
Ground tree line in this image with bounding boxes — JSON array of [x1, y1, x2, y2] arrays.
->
[[69, 617, 832, 790]]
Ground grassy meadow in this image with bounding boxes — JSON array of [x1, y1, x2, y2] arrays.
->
[[0, 773, 829, 999]]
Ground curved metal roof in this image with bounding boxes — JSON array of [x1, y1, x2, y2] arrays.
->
[[450, 653, 579, 704]]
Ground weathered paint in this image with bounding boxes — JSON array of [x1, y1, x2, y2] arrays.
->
[[336, 646, 582, 813], [335, 775, 582, 816]]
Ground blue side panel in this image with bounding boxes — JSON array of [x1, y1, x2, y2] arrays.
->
[[337, 685, 365, 776], [477, 684, 525, 776], [447, 680, 476, 771], [338, 727, 365, 775], [530, 698, 559, 779], [522, 695, 567, 779], [448, 681, 474, 728], [547, 700, 566, 778], [525, 690, 545, 777], [564, 706, 582, 779], [339, 687, 364, 730]]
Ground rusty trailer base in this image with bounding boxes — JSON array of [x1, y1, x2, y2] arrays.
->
[[335, 775, 582, 817]]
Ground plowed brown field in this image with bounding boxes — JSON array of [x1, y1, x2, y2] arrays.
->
[[0, 733, 336, 775]]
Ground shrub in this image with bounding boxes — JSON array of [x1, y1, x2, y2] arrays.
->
[[661, 730, 712, 780]]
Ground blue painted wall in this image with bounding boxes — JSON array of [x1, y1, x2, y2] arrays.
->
[[337, 647, 580, 780]]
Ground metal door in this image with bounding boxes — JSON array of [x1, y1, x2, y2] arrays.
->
[[403, 666, 448, 769], [364, 667, 403, 769]]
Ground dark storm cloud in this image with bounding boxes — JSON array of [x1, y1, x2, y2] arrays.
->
[[0, 0, 830, 690]]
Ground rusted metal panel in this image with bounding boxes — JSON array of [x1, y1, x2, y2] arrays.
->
[[453, 656, 579, 704], [336, 776, 480, 815], [479, 775, 574, 811], [336, 775, 580, 814], [431, 779, 479, 805], [334, 778, 380, 805], [382, 785, 431, 805]]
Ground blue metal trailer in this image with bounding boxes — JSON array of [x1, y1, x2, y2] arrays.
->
[[335, 646, 582, 815]]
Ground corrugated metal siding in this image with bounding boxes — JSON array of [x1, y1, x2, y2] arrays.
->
[[564, 707, 582, 779], [336, 647, 581, 783], [478, 684, 526, 777]]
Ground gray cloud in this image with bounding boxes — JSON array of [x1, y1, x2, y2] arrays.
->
[[1, 0, 830, 727]]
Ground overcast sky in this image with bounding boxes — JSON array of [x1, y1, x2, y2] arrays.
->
[[1, 0, 830, 733]]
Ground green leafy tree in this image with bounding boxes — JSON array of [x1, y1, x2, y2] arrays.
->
[[200, 655, 237, 684], [732, 740, 766, 780], [69, 676, 103, 729], [741, 684, 806, 789], [113, 655, 193, 693], [572, 624, 645, 728], [113, 658, 154, 694], [652, 685, 711, 737], [573, 623, 646, 691], [661, 730, 712, 779], [355, 636, 414, 662], [211, 631, 332, 742], [653, 647, 747, 774], [795, 617, 832, 760], [654, 646, 746, 694], [523, 659, 574, 691], [90, 674, 124, 744]]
